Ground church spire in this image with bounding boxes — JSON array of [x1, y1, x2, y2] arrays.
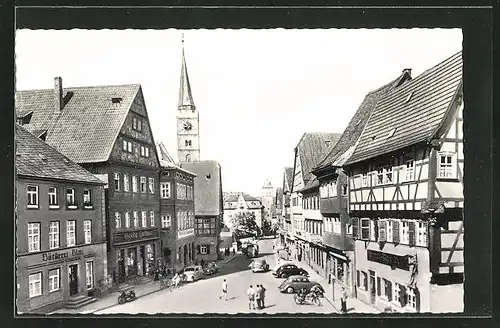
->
[[178, 33, 196, 110]]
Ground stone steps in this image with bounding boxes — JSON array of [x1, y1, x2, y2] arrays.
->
[[64, 294, 97, 309]]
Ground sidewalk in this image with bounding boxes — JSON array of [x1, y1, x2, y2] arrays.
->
[[288, 258, 379, 314], [49, 254, 240, 315]]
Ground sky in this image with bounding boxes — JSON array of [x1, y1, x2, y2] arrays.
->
[[15, 28, 462, 197]]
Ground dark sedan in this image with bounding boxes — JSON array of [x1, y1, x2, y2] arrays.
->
[[272, 264, 308, 279]]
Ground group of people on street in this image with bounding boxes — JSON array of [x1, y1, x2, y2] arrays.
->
[[246, 284, 267, 310]]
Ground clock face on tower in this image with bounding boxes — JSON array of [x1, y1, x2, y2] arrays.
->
[[183, 121, 193, 131]]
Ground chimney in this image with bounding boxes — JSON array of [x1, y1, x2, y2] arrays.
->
[[54, 77, 63, 113], [402, 68, 412, 77]]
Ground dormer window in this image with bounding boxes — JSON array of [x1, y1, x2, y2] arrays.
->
[[387, 128, 397, 138], [111, 97, 123, 104], [325, 140, 331, 147]]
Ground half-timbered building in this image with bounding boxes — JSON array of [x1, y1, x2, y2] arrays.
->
[[344, 52, 464, 313], [278, 167, 294, 248], [16, 78, 162, 285], [311, 70, 411, 296], [290, 133, 340, 264]]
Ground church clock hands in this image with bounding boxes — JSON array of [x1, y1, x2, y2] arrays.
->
[[182, 120, 193, 131]]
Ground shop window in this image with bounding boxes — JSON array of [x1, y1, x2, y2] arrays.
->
[[123, 174, 130, 192], [66, 220, 76, 247], [114, 173, 121, 191], [28, 272, 42, 298], [148, 178, 155, 194], [48, 268, 60, 292], [160, 182, 171, 198], [27, 185, 39, 208], [84, 220, 92, 244], [49, 221, 60, 249], [28, 222, 40, 252], [86, 261, 94, 290], [48, 187, 58, 207], [83, 189, 92, 208], [140, 177, 147, 193]]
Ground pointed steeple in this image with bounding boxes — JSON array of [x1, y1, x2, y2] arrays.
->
[[178, 33, 196, 110]]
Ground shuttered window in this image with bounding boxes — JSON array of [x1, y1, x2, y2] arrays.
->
[[376, 277, 381, 296], [392, 221, 400, 243], [408, 221, 416, 246], [360, 219, 370, 240], [352, 218, 360, 239], [378, 220, 387, 242]]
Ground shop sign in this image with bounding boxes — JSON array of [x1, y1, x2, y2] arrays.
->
[[114, 229, 159, 245], [367, 250, 410, 271], [42, 248, 84, 262]]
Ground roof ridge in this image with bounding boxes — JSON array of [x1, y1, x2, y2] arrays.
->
[[16, 83, 142, 93]]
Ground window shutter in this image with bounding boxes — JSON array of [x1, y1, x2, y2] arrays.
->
[[352, 218, 359, 239], [393, 221, 400, 243], [408, 221, 416, 246], [376, 277, 381, 296], [399, 285, 407, 307], [197, 245, 201, 254], [415, 287, 421, 312], [378, 220, 387, 242], [374, 219, 379, 241], [206, 245, 211, 254], [387, 281, 393, 301]]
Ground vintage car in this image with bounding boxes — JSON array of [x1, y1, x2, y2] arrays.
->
[[183, 265, 204, 282], [278, 275, 325, 294], [203, 262, 221, 275], [273, 264, 308, 278], [248, 259, 270, 273]]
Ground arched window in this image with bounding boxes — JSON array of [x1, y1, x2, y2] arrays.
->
[[186, 153, 191, 162]]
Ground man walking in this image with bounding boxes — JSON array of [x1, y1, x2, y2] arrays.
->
[[340, 287, 348, 313], [220, 279, 228, 301], [247, 285, 255, 310]]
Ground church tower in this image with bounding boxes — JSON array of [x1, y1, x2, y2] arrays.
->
[[177, 34, 200, 163]]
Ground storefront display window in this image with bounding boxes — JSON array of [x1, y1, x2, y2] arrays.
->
[[127, 248, 136, 276]]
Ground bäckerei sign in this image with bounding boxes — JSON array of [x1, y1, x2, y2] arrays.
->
[[42, 248, 84, 262]]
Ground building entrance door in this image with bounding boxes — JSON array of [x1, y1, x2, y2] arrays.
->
[[369, 270, 376, 304], [140, 246, 146, 276], [69, 264, 79, 296]]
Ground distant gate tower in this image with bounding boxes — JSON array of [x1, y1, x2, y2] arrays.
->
[[177, 34, 200, 163], [261, 179, 274, 222]]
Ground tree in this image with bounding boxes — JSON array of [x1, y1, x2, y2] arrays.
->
[[231, 211, 262, 237]]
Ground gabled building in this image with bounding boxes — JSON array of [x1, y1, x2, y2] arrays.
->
[[278, 167, 294, 247], [16, 78, 162, 285], [311, 70, 412, 295], [289, 133, 340, 263], [156, 142, 196, 273], [223, 193, 264, 229], [344, 52, 464, 313], [180, 161, 223, 262], [16, 125, 107, 313]]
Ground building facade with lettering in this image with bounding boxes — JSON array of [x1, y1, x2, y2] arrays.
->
[[180, 161, 223, 262], [15, 125, 107, 313], [16, 78, 162, 285], [157, 142, 196, 272], [310, 71, 410, 296], [345, 52, 464, 313]]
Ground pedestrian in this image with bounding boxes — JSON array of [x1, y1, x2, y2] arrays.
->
[[261, 284, 267, 309], [201, 258, 205, 268], [340, 287, 348, 313], [255, 284, 263, 309], [247, 285, 255, 310], [220, 279, 228, 301]]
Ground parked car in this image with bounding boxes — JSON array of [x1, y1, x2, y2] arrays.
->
[[203, 262, 220, 275], [249, 259, 269, 272], [183, 265, 204, 282], [272, 260, 294, 272], [273, 264, 308, 278], [278, 275, 325, 294]]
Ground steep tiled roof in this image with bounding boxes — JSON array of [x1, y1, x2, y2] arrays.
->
[[180, 161, 223, 216], [346, 51, 463, 165], [300, 177, 320, 193], [156, 142, 196, 176], [315, 72, 410, 171], [295, 132, 341, 183], [16, 124, 104, 184], [16, 83, 141, 164], [284, 167, 293, 192]]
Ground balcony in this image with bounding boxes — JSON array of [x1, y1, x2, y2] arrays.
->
[[177, 228, 195, 239]]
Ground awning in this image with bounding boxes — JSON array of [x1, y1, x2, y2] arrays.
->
[[328, 251, 349, 262]]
